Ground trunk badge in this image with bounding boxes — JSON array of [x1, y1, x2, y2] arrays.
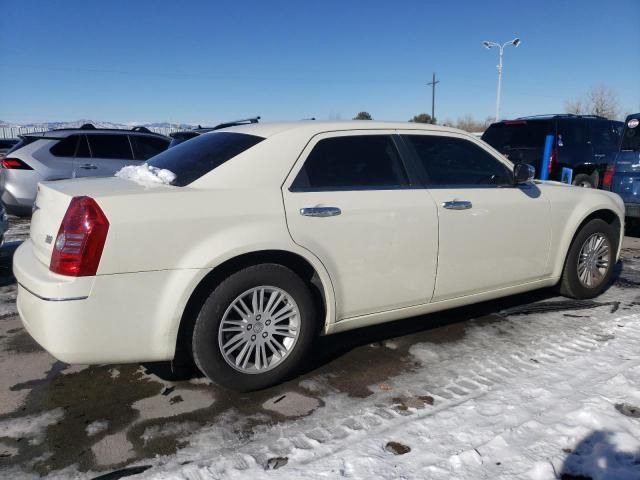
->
[[45, 235, 53, 244]]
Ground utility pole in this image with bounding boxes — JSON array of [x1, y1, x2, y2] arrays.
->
[[426, 72, 440, 122]]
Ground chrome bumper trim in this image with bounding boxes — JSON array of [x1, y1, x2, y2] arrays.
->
[[18, 282, 88, 302]]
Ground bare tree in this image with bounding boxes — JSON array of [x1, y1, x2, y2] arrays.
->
[[454, 114, 492, 133], [565, 85, 621, 119]]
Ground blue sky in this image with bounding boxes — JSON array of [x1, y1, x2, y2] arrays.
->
[[1, 0, 638, 124]]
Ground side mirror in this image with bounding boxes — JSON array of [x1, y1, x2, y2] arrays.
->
[[514, 163, 535, 185]]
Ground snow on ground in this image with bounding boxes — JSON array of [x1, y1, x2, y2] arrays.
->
[[115, 164, 176, 186], [137, 310, 640, 480]]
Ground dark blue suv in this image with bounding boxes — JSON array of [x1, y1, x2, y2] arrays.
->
[[603, 113, 640, 219], [482, 114, 623, 188]]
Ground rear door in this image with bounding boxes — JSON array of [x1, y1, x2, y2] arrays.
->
[[401, 132, 551, 300], [556, 119, 592, 176], [282, 131, 439, 320], [84, 133, 136, 177]]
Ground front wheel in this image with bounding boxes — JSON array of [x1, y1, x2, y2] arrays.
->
[[559, 219, 616, 299], [192, 264, 317, 391]]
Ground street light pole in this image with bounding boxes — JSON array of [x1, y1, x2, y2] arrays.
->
[[483, 38, 521, 122]]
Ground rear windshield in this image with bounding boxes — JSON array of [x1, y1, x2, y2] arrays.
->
[[621, 119, 640, 151], [482, 121, 553, 150], [147, 132, 264, 186]]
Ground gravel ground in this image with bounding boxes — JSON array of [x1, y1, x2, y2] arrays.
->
[[0, 217, 639, 479]]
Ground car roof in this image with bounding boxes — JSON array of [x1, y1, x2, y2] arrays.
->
[[22, 127, 169, 140], [211, 120, 466, 138]]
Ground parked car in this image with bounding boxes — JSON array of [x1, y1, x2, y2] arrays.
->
[[602, 113, 640, 220], [0, 139, 19, 157], [168, 117, 260, 148], [0, 124, 170, 215], [14, 121, 624, 391], [482, 114, 623, 188]]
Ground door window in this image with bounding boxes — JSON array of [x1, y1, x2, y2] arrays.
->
[[402, 135, 512, 187], [592, 121, 623, 151], [49, 135, 91, 158], [86, 134, 134, 160], [291, 135, 408, 191]]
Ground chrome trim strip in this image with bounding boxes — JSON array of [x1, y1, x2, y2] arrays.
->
[[18, 283, 88, 302]]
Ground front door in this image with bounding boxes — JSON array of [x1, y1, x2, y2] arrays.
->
[[400, 132, 551, 301], [282, 132, 439, 320]]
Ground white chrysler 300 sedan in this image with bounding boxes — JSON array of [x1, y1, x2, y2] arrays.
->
[[14, 121, 625, 391]]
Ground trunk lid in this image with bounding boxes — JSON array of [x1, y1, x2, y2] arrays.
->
[[29, 177, 174, 268]]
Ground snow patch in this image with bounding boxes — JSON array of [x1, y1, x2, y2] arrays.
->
[[0, 409, 63, 444], [86, 420, 109, 437], [115, 164, 176, 186]]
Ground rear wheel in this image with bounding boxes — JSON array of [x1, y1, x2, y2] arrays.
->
[[559, 219, 616, 299], [572, 173, 597, 188], [192, 264, 316, 391]]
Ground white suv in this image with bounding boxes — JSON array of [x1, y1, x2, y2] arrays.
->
[[13, 121, 624, 391], [0, 125, 169, 215]]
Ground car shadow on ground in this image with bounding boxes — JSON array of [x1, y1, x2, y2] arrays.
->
[[559, 428, 640, 479]]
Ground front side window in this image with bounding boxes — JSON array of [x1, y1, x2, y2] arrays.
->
[[402, 135, 512, 187], [86, 134, 133, 160], [291, 135, 408, 191]]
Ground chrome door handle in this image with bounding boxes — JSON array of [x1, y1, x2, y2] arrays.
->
[[300, 206, 341, 217], [79, 164, 98, 169], [442, 200, 472, 210], [594, 153, 606, 158]]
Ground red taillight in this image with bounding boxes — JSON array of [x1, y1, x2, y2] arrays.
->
[[603, 164, 615, 189], [49, 196, 109, 277], [1, 158, 32, 170], [548, 148, 557, 175]]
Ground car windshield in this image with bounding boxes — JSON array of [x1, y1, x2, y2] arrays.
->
[[621, 119, 640, 151], [147, 131, 264, 186], [482, 120, 553, 150]]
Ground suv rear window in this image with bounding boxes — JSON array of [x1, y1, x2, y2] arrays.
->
[[148, 132, 264, 186], [482, 121, 553, 150]]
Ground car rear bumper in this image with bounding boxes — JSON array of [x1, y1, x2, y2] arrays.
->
[[13, 240, 206, 364]]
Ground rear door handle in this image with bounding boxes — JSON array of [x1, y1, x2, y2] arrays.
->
[[300, 206, 341, 217], [442, 200, 472, 210], [79, 164, 98, 170]]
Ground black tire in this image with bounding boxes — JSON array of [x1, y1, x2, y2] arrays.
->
[[192, 263, 316, 391], [573, 173, 597, 188], [559, 219, 616, 299]]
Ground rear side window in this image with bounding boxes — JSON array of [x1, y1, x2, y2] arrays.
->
[[482, 121, 553, 150], [557, 120, 589, 148], [86, 134, 133, 160], [147, 132, 264, 186], [130, 135, 169, 160], [403, 135, 512, 187], [291, 135, 408, 191], [592, 121, 623, 150], [50, 135, 79, 157]]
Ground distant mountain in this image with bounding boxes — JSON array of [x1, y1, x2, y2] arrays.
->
[[0, 120, 198, 130]]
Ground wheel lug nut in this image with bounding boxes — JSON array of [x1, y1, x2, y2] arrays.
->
[[251, 335, 256, 341], [262, 332, 268, 338], [256, 314, 261, 320], [247, 324, 252, 330], [265, 320, 271, 325]]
